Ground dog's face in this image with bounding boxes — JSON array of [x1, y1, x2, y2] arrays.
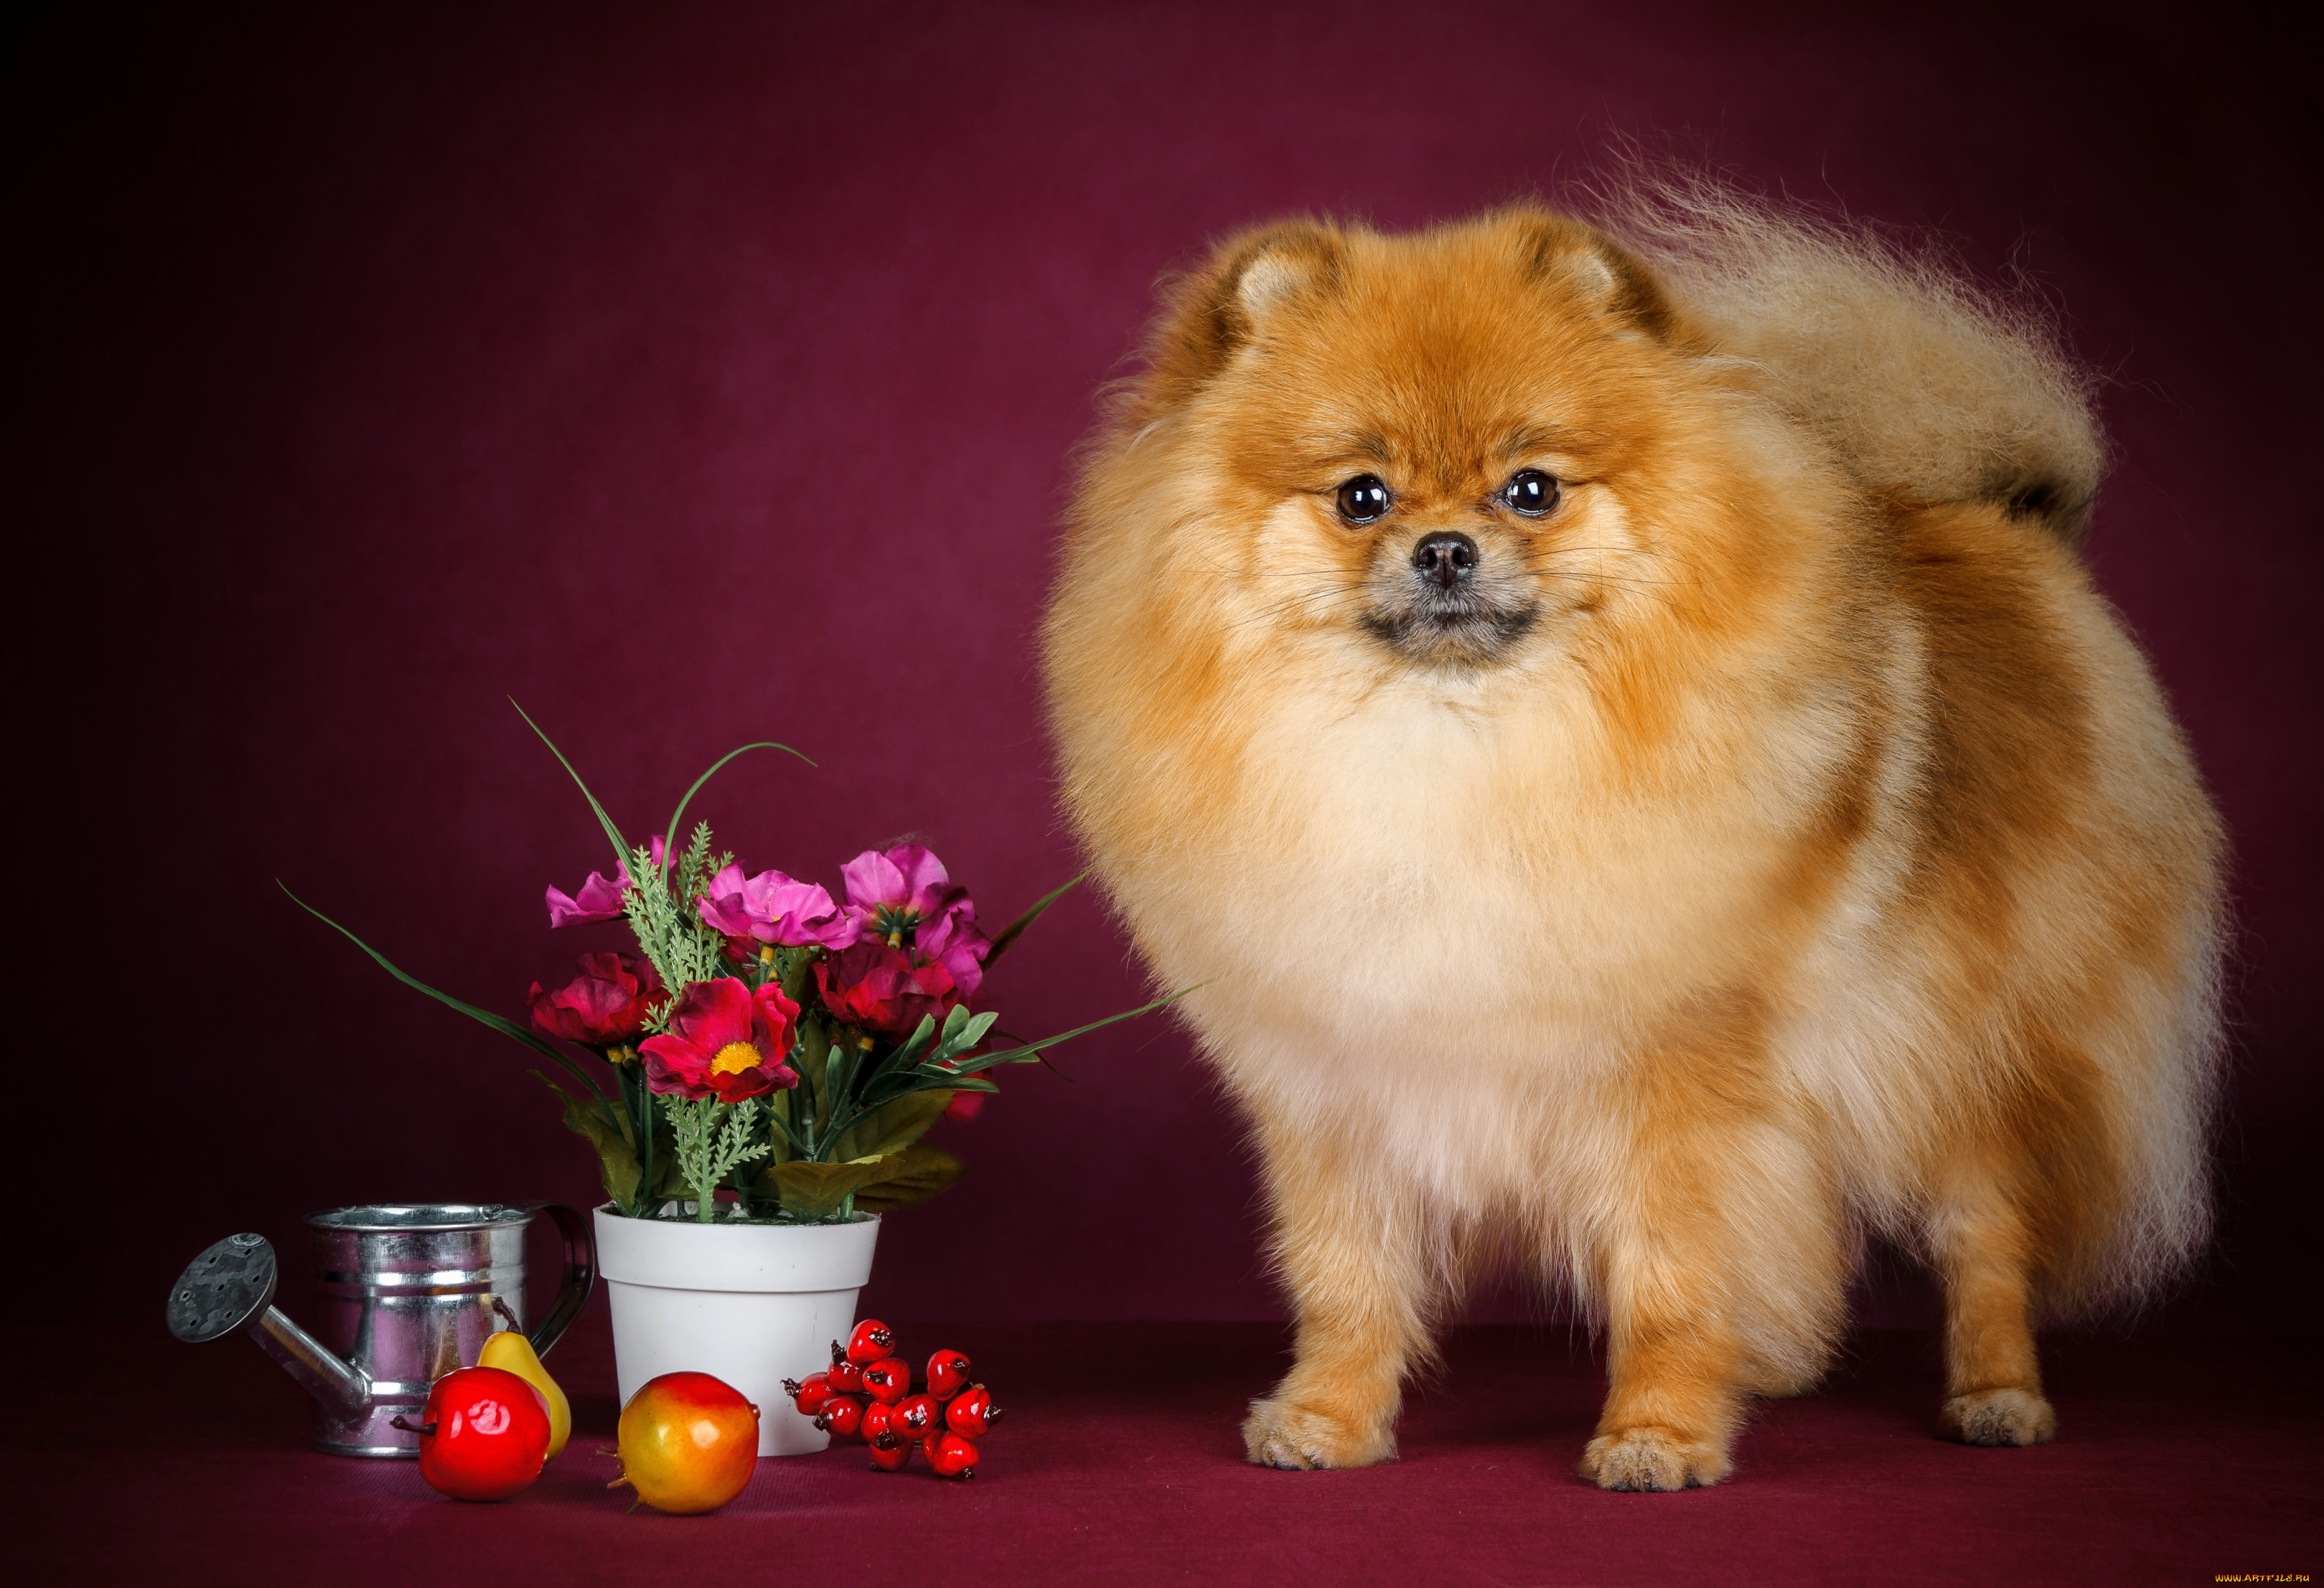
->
[[1134, 208, 1698, 676]]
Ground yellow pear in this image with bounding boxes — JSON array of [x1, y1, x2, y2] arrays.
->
[[479, 1325, 571, 1459]]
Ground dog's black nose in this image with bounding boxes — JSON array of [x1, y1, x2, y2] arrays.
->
[[1412, 532, 1478, 590]]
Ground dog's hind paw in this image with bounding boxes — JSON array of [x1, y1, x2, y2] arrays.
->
[[1937, 1387, 2056, 1447], [1578, 1426, 1731, 1491], [1242, 1397, 1395, 1470]]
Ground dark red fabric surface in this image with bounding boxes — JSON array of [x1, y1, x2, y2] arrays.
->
[[20, 1306, 2319, 1584]]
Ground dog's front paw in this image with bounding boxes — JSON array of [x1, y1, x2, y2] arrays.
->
[[1578, 1426, 1731, 1491], [1937, 1387, 2056, 1447], [1242, 1397, 1395, 1470]]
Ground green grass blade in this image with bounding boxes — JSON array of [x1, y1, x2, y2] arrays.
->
[[665, 741, 816, 864], [980, 871, 1085, 972], [280, 881, 611, 1107], [510, 698, 630, 874]]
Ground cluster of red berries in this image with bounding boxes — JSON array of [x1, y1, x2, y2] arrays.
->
[[784, 1319, 1005, 1479]]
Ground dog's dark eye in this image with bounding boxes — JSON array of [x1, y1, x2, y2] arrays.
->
[[1502, 469, 1560, 518], [1335, 475, 1391, 524]]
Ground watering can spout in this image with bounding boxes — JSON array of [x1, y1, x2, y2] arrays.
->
[[167, 1234, 374, 1420], [250, 1294, 374, 1420], [168, 1205, 594, 1457]]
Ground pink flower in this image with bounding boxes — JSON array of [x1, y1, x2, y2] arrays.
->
[[543, 836, 682, 929], [638, 977, 802, 1102], [696, 864, 858, 950], [545, 864, 630, 928], [915, 907, 991, 1000], [813, 940, 961, 1036], [841, 844, 962, 935], [528, 951, 662, 1048], [839, 844, 990, 995]]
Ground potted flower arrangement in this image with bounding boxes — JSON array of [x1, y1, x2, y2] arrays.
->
[[290, 708, 1171, 1456]]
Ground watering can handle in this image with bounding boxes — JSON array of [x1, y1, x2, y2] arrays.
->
[[518, 1202, 595, 1357]]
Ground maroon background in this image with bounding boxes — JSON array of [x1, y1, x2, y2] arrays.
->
[[12, 1, 2317, 1337]]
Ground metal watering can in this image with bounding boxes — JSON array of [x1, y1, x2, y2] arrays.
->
[[166, 1203, 595, 1457]]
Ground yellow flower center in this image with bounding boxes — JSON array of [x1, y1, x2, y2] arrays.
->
[[710, 1041, 763, 1077]]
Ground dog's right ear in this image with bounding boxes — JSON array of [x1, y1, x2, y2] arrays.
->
[[1145, 221, 1346, 399]]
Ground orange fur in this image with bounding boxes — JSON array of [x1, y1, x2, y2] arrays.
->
[[1041, 193, 2222, 1487]]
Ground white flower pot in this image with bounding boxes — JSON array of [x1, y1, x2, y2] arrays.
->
[[593, 1207, 880, 1457]]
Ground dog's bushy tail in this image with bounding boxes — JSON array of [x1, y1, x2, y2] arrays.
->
[[1590, 168, 2105, 541]]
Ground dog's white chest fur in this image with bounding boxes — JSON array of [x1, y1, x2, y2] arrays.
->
[[1130, 676, 1699, 1194]]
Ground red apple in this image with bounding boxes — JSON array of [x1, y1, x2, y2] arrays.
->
[[394, 1366, 552, 1502]]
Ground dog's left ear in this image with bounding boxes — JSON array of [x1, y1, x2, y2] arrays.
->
[[1506, 209, 1678, 341]]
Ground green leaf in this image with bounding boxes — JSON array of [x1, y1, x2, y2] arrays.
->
[[929, 1009, 1000, 1066], [664, 741, 816, 868], [773, 1019, 834, 1157], [842, 1005, 975, 1115], [761, 1157, 899, 1221], [794, 1014, 833, 1098], [533, 1072, 643, 1213], [817, 1039, 865, 1157], [826, 1016, 936, 1135], [772, 944, 818, 1006], [616, 1064, 657, 1202], [280, 881, 610, 1107], [981, 871, 1084, 972], [891, 1014, 940, 1070], [852, 1143, 965, 1215], [650, 1145, 691, 1200], [833, 1088, 953, 1165], [509, 698, 631, 876], [923, 985, 1198, 1078], [764, 1086, 809, 1162]]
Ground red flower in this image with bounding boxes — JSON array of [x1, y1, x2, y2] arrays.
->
[[529, 953, 662, 1048], [813, 940, 961, 1037], [637, 978, 801, 1102]]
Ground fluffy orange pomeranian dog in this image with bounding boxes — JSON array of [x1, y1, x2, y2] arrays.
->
[[1041, 176, 2223, 1489]]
